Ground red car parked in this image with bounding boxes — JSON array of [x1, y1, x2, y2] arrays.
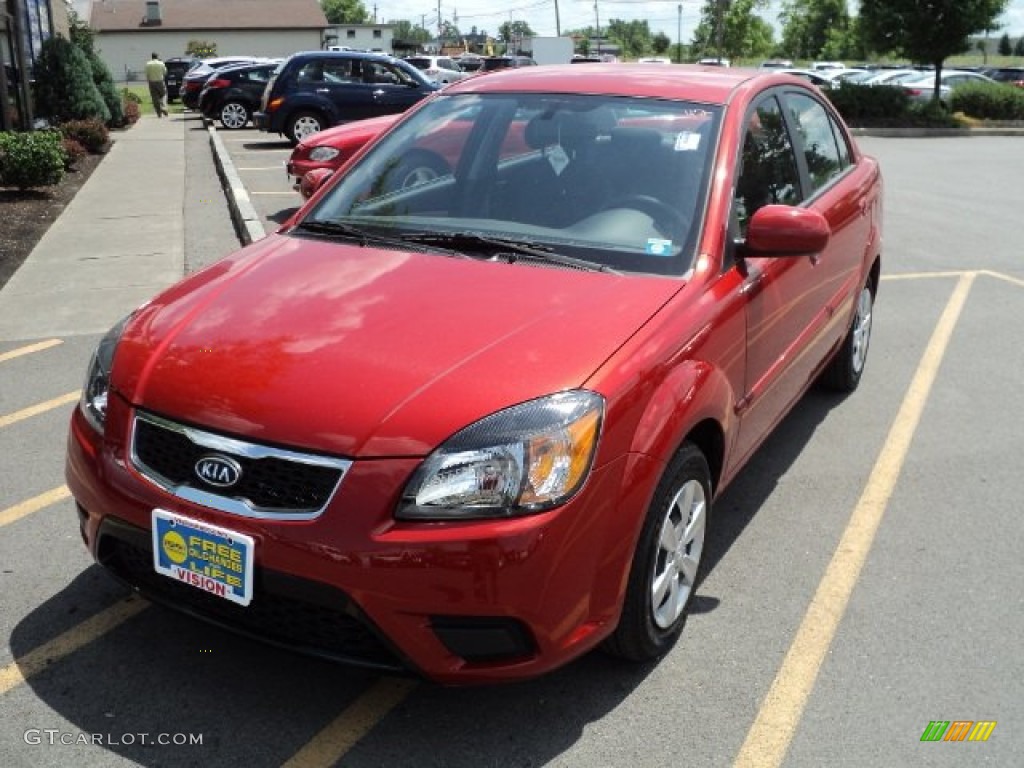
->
[[68, 65, 882, 684]]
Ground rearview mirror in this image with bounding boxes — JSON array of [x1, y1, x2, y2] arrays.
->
[[744, 205, 830, 256]]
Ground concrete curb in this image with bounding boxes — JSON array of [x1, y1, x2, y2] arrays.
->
[[207, 124, 266, 245]]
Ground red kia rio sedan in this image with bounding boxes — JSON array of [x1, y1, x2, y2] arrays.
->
[[67, 65, 882, 684]]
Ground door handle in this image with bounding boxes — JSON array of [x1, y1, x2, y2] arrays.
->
[[315, 88, 330, 94], [372, 89, 385, 98]]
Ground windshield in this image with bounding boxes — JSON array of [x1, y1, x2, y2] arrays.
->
[[302, 93, 721, 276]]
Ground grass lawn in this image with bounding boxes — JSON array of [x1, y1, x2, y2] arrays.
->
[[120, 83, 186, 117]]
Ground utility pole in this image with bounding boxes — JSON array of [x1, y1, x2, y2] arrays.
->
[[555, 0, 561, 37], [677, 4, 682, 64], [594, 1, 601, 58]]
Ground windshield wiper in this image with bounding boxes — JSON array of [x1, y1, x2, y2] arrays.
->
[[293, 219, 468, 257], [398, 232, 620, 274]]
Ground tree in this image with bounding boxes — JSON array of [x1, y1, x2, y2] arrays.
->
[[779, 0, 851, 60], [1015, 36, 1024, 56], [390, 20, 431, 46], [68, 10, 123, 125], [652, 31, 672, 56], [498, 20, 535, 52], [860, 0, 1009, 102], [321, 0, 369, 24], [692, 0, 774, 61], [998, 32, 1012, 55], [606, 19, 653, 59]]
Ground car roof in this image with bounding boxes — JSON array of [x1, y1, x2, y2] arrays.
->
[[285, 50, 404, 65], [446, 63, 779, 104]]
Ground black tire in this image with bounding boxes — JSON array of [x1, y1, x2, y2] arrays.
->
[[386, 150, 450, 191], [218, 100, 251, 130], [286, 111, 327, 145], [820, 279, 874, 392], [604, 442, 711, 662]]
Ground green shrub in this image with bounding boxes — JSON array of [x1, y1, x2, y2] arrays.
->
[[904, 100, 963, 128], [825, 83, 911, 122], [87, 49, 124, 127], [121, 87, 143, 105], [0, 131, 66, 189], [60, 118, 110, 154], [61, 137, 88, 169], [951, 82, 1024, 120], [32, 36, 110, 124]]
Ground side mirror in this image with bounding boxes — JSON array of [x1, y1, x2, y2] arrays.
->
[[744, 204, 830, 256], [300, 168, 334, 200]]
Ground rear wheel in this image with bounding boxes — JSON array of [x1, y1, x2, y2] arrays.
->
[[821, 280, 874, 392], [219, 100, 251, 130], [604, 443, 710, 661], [287, 111, 326, 145]]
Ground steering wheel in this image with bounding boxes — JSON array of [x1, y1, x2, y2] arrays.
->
[[602, 194, 690, 238]]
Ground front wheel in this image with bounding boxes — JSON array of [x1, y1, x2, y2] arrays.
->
[[820, 280, 874, 392], [604, 443, 711, 662], [286, 111, 326, 145]]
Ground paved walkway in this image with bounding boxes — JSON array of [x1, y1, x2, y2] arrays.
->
[[0, 115, 187, 340]]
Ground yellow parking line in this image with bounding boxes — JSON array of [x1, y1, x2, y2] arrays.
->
[[0, 391, 79, 429], [0, 339, 63, 363], [282, 677, 418, 767], [880, 269, 970, 281], [0, 486, 71, 529], [981, 269, 1024, 289], [733, 272, 975, 768], [0, 597, 148, 696]]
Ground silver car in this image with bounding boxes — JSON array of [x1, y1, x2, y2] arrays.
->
[[405, 55, 466, 85], [901, 70, 997, 105]]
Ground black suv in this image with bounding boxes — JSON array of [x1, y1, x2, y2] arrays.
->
[[255, 51, 438, 144], [164, 56, 199, 102], [198, 62, 278, 129]]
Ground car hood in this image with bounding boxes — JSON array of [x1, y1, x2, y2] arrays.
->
[[114, 234, 681, 457]]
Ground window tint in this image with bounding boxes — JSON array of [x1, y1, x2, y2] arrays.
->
[[735, 96, 802, 235], [785, 92, 844, 192]]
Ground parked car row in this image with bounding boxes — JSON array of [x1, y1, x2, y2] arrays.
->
[[176, 50, 540, 137]]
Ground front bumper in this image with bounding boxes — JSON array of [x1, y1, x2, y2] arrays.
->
[[66, 401, 655, 684]]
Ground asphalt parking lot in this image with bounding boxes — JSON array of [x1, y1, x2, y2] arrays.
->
[[1, 130, 1022, 767]]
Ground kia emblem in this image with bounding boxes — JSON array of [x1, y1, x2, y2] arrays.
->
[[194, 455, 242, 488]]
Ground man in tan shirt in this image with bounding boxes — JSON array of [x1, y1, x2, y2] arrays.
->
[[144, 52, 168, 117]]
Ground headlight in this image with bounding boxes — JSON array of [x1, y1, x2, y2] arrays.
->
[[397, 391, 604, 520], [309, 146, 341, 162], [80, 315, 130, 432]]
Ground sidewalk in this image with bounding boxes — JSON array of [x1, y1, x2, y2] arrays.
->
[[0, 115, 187, 340]]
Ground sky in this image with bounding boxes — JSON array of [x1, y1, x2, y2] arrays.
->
[[372, 0, 1024, 46]]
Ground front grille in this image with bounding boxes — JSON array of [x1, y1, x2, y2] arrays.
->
[[130, 411, 351, 520], [98, 518, 409, 674]]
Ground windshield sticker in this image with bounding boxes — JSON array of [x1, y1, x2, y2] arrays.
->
[[547, 144, 570, 175], [674, 131, 701, 151], [646, 239, 674, 256]]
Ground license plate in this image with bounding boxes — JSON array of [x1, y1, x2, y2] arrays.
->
[[152, 510, 254, 606], [168, 78, 178, 85]]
